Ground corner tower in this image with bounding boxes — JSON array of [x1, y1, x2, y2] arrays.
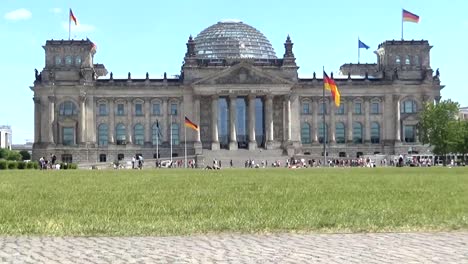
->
[[375, 40, 433, 81]]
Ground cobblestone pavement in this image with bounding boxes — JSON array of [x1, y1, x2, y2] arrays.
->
[[0, 232, 467, 263]]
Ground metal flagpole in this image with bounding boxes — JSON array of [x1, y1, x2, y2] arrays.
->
[[358, 37, 360, 63], [401, 9, 404, 40], [68, 12, 71, 40], [322, 67, 327, 167], [156, 121, 159, 166], [184, 124, 187, 168], [170, 122, 173, 163]]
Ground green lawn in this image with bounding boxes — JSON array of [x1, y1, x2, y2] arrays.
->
[[0, 167, 467, 236]]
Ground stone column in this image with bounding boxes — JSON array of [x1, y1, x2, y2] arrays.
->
[[211, 95, 219, 150], [127, 99, 133, 144], [312, 98, 318, 143], [48, 96, 55, 144], [248, 94, 257, 150], [79, 95, 86, 144], [85, 95, 95, 144], [109, 99, 115, 144], [347, 98, 353, 143], [228, 95, 238, 150], [329, 100, 336, 144], [33, 97, 41, 143], [395, 95, 401, 142], [162, 98, 168, 143], [144, 99, 151, 144], [265, 94, 274, 148], [290, 94, 301, 142], [364, 97, 371, 143], [283, 95, 291, 142]]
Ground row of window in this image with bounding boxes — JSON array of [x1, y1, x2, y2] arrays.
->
[[97, 102, 178, 116], [301, 99, 418, 115], [300, 122, 417, 144], [97, 123, 179, 146], [302, 101, 380, 115], [395, 55, 420, 66], [55, 55, 81, 66]]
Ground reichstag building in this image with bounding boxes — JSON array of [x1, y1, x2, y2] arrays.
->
[[31, 20, 443, 164]]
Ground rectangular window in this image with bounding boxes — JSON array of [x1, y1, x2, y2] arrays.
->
[[117, 104, 125, 116], [335, 104, 345, 115], [371, 102, 379, 114], [354, 102, 362, 114], [319, 102, 326, 114], [117, 154, 124, 161], [170, 103, 178, 115], [302, 103, 310, 114], [99, 154, 107, 162], [99, 104, 107, 116], [135, 103, 143, 116], [152, 103, 161, 115], [404, 125, 416, 142], [62, 127, 74, 146]]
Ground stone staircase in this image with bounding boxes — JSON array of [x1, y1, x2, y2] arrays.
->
[[200, 148, 287, 168]]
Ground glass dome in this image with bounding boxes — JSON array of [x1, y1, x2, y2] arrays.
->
[[194, 20, 277, 60]]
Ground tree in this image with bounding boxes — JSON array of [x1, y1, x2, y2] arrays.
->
[[19, 150, 31, 161], [453, 120, 468, 164], [418, 99, 460, 165]]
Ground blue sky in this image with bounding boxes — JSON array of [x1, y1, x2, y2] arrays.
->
[[1, 0, 467, 143]]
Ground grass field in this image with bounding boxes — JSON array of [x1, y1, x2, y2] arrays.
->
[[0, 167, 467, 236]]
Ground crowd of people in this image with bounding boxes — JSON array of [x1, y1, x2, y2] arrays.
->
[[39, 154, 58, 170]]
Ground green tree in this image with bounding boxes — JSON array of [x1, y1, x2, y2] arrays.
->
[[453, 120, 468, 164], [418, 99, 460, 165], [6, 151, 22, 161], [19, 150, 31, 161]]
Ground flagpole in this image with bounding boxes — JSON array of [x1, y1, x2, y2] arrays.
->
[[358, 37, 360, 63], [322, 67, 326, 167], [170, 122, 173, 163], [156, 121, 159, 167], [68, 11, 71, 40], [401, 9, 404, 40], [184, 124, 187, 168]]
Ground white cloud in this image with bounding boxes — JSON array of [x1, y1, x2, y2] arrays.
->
[[62, 22, 96, 33], [4, 8, 32, 21], [50, 8, 62, 14]]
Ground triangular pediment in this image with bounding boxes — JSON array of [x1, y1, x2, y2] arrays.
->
[[193, 62, 294, 85]]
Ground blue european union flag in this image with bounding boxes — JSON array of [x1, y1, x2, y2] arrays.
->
[[358, 39, 370, 49]]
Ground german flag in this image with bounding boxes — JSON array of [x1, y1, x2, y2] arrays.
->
[[323, 71, 341, 107], [184, 116, 199, 131], [69, 9, 78, 26], [402, 9, 419, 23]]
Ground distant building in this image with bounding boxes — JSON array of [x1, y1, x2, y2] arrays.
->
[[459, 107, 468, 120], [0, 125, 12, 150], [31, 21, 444, 164]]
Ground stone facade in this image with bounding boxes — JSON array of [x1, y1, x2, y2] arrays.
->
[[31, 24, 443, 164]]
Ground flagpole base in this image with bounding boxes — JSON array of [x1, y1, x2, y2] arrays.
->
[[194, 141, 203, 155]]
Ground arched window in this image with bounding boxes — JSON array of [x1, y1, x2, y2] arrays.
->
[[371, 122, 380, 144], [116, 123, 126, 145], [301, 123, 311, 144], [134, 124, 144, 145], [171, 123, 179, 145], [301, 100, 311, 114], [405, 55, 410, 65], [395, 55, 401, 64], [152, 123, 162, 145], [98, 123, 108, 146], [353, 122, 363, 144], [55, 56, 62, 65], [336, 122, 345, 144], [318, 122, 328, 144], [59, 101, 78, 116], [401, 99, 417, 113], [75, 56, 82, 66]]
